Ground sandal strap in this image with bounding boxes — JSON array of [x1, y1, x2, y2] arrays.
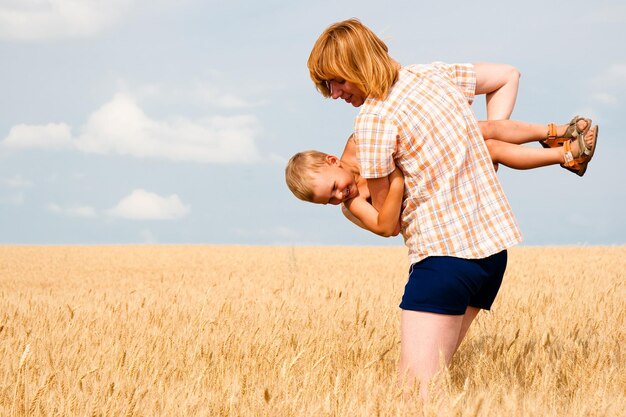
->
[[541, 123, 565, 148], [578, 131, 593, 157], [563, 140, 575, 166], [563, 116, 591, 139]]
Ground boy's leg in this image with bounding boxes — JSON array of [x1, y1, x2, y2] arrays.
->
[[479, 120, 545, 145], [485, 139, 563, 169], [474, 63, 520, 120], [478, 119, 591, 145], [485, 124, 597, 170]]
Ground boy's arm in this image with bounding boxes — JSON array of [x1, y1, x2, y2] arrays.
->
[[367, 175, 401, 236], [474, 63, 520, 120], [367, 176, 401, 235], [367, 175, 404, 236], [367, 176, 390, 211], [341, 205, 369, 231], [345, 168, 403, 237]]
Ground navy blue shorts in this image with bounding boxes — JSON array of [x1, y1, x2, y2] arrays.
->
[[399, 250, 508, 315]]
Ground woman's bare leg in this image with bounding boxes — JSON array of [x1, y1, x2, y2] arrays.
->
[[399, 310, 465, 399], [456, 307, 481, 351]]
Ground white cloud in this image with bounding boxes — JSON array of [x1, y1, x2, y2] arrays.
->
[[214, 94, 259, 109], [590, 4, 626, 24], [597, 64, 626, 87], [107, 189, 189, 220], [1, 175, 33, 188], [130, 77, 268, 110], [48, 203, 97, 218], [75, 93, 261, 163], [193, 84, 267, 109], [589, 64, 626, 105], [1, 93, 262, 163], [3, 123, 72, 149], [592, 92, 618, 106], [267, 152, 288, 165], [1, 191, 25, 206], [572, 107, 599, 125], [0, 0, 134, 41]]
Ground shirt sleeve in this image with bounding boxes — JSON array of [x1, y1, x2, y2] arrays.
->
[[430, 62, 476, 105], [354, 113, 397, 179]]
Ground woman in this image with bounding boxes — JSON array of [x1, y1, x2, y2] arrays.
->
[[306, 18, 535, 398]]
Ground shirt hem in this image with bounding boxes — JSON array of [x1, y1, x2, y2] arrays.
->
[[406, 236, 523, 265]]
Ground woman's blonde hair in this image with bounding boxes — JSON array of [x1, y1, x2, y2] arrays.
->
[[307, 18, 398, 100], [285, 150, 329, 202]]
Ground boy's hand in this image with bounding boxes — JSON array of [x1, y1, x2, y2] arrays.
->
[[389, 167, 404, 192], [389, 167, 404, 182], [389, 167, 403, 236]]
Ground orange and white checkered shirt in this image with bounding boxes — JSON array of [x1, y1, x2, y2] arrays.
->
[[354, 62, 522, 265]]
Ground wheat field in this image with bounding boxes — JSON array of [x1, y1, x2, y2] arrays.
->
[[0, 245, 624, 416]]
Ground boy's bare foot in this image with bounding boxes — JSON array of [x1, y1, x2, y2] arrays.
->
[[583, 124, 596, 153], [542, 116, 592, 149], [565, 125, 596, 159], [561, 124, 598, 176], [555, 118, 589, 139]]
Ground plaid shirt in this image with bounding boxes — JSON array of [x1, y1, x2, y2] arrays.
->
[[354, 62, 522, 264]]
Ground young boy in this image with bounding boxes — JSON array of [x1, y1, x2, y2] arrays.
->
[[285, 117, 598, 237]]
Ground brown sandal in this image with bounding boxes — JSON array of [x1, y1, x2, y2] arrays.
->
[[561, 125, 599, 177], [541, 116, 592, 149]]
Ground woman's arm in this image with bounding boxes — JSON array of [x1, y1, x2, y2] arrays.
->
[[474, 63, 520, 120], [344, 168, 404, 237]]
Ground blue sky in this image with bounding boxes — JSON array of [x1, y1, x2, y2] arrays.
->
[[0, 0, 624, 246]]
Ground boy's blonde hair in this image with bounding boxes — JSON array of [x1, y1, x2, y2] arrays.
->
[[285, 150, 329, 202], [307, 18, 398, 100]]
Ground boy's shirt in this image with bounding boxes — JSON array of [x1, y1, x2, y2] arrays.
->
[[354, 62, 522, 264]]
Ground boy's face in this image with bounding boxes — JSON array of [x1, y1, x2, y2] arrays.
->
[[309, 156, 358, 205]]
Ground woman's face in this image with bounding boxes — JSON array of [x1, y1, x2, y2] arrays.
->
[[327, 79, 366, 107]]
